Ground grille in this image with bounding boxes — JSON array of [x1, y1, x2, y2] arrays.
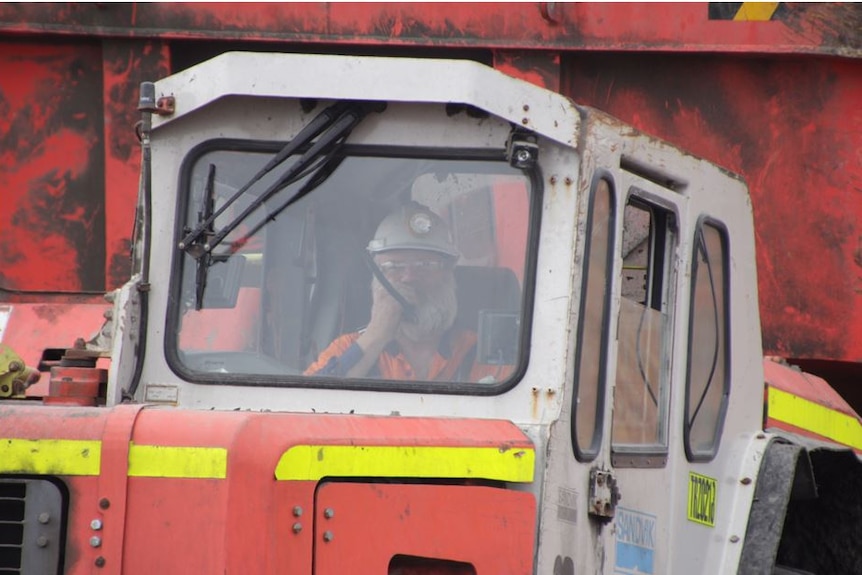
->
[[0, 479, 64, 575]]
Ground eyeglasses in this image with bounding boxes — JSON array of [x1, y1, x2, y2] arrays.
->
[[378, 260, 448, 273]]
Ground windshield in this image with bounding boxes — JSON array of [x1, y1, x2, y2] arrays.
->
[[169, 142, 535, 391]]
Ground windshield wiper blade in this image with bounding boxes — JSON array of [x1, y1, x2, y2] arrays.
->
[[193, 163, 217, 309], [227, 146, 348, 255], [178, 100, 360, 257]]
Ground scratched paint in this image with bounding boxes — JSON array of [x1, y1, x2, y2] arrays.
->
[[0, 3, 860, 366], [564, 52, 862, 364], [102, 40, 171, 289], [0, 4, 858, 54], [0, 41, 105, 292]]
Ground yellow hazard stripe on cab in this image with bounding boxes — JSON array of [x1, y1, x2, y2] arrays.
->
[[128, 443, 227, 479], [733, 2, 779, 21], [768, 387, 862, 451], [0, 439, 227, 479], [0, 439, 102, 475], [275, 444, 535, 483]]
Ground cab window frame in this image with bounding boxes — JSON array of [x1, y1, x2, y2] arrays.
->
[[164, 138, 543, 396], [610, 191, 677, 469], [683, 216, 731, 462], [571, 171, 616, 462]]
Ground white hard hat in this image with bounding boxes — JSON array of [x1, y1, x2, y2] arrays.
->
[[367, 202, 459, 259]]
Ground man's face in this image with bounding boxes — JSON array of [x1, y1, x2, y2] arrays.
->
[[374, 249, 458, 340], [375, 249, 453, 302]]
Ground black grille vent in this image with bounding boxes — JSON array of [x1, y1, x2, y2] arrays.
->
[[0, 482, 26, 573], [0, 479, 64, 575]]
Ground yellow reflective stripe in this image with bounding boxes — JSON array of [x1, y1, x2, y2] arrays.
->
[[0, 439, 228, 479], [768, 387, 862, 451], [128, 443, 228, 479], [275, 445, 535, 483], [0, 439, 101, 475], [733, 2, 779, 21]]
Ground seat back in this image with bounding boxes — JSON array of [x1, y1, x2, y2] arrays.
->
[[453, 266, 522, 333]]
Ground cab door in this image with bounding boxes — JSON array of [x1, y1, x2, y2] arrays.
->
[[567, 158, 684, 575], [585, 113, 755, 575], [546, 108, 752, 575]]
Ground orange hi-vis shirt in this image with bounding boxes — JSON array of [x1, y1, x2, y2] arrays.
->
[[305, 328, 509, 383]]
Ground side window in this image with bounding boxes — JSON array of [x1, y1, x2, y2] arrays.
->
[[612, 196, 675, 467], [684, 220, 730, 462], [572, 177, 615, 461]]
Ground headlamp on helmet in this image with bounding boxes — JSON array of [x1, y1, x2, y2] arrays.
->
[[367, 202, 459, 260]]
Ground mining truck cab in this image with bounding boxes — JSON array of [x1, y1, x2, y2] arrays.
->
[[102, 51, 768, 573], [8, 51, 856, 575]]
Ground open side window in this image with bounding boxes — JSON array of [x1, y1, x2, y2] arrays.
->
[[612, 195, 676, 468], [572, 175, 616, 462], [684, 218, 730, 462]]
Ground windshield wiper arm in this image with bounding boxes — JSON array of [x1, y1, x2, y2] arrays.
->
[[178, 100, 369, 258]]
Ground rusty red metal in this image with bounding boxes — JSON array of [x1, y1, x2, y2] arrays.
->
[[43, 365, 106, 406], [0, 41, 105, 293], [0, 2, 860, 375], [563, 53, 862, 366], [0, 4, 858, 55], [0, 302, 108, 393], [102, 40, 171, 290]]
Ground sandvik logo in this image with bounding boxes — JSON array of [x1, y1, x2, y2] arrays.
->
[[614, 507, 656, 575]]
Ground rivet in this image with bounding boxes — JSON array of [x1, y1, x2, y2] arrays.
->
[[36, 536, 49, 548], [292, 506, 303, 517], [38, 512, 51, 524], [549, 175, 557, 184], [323, 530, 334, 542], [95, 556, 106, 568], [99, 498, 110, 510], [292, 522, 302, 534], [521, 117, 529, 125], [523, 104, 530, 112], [91, 519, 103, 530], [730, 535, 740, 543], [741, 477, 752, 485], [564, 177, 573, 185], [90, 536, 102, 548], [756, 433, 766, 439], [324, 508, 335, 519]]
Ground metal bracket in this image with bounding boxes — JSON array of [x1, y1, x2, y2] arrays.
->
[[588, 467, 620, 521], [156, 96, 175, 116]]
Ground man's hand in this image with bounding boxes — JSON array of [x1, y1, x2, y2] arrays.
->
[[363, 279, 404, 345], [348, 279, 408, 377]]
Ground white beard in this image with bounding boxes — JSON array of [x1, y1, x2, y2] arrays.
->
[[381, 274, 458, 343]]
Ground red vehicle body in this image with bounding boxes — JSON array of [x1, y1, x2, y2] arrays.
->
[[1, 3, 861, 407], [0, 5, 860, 575]]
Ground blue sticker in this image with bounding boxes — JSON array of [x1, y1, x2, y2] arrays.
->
[[614, 507, 656, 575]]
